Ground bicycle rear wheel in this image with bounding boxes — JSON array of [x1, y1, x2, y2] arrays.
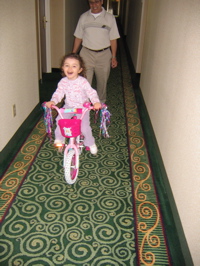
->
[[64, 149, 79, 184]]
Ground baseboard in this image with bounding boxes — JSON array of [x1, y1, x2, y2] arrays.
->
[[0, 103, 42, 177], [123, 40, 193, 265], [52, 68, 60, 72]]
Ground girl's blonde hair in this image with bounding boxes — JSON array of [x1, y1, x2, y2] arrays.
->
[[60, 53, 86, 78]]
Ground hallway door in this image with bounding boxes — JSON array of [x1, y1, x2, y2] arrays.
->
[[39, 0, 51, 73]]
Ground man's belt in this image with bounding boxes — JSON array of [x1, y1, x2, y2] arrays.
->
[[85, 46, 110, 52]]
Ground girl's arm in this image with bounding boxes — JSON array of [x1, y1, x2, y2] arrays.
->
[[82, 77, 101, 107], [50, 79, 65, 105], [88, 89, 101, 108]]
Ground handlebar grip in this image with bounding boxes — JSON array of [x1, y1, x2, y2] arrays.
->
[[51, 105, 64, 118], [83, 102, 92, 108]]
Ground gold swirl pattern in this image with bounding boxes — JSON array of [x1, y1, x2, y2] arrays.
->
[[0, 120, 46, 220], [120, 40, 170, 265], [138, 201, 161, 265]]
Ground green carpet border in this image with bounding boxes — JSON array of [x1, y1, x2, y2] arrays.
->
[[0, 103, 43, 177], [0, 117, 47, 223], [122, 38, 193, 265]]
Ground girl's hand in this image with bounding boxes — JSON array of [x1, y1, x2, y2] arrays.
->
[[46, 101, 55, 108], [93, 102, 101, 110]]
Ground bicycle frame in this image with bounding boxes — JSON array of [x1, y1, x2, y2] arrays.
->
[[51, 102, 94, 184]]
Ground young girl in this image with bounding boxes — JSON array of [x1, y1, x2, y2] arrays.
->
[[45, 53, 101, 155]]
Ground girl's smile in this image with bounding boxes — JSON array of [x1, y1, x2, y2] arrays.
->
[[62, 58, 83, 80]]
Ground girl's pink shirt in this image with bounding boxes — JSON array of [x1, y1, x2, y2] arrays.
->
[[51, 75, 100, 108]]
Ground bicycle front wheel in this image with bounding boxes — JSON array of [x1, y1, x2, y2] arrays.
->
[[64, 149, 79, 184]]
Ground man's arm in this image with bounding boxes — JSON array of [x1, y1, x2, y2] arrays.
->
[[110, 39, 118, 68], [72, 37, 82, 53]]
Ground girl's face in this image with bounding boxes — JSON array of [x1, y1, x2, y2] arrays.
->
[[62, 58, 83, 80]]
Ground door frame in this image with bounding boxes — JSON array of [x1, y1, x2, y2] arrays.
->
[[38, 0, 51, 73]]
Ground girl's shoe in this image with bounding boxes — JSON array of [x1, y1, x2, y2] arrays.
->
[[54, 139, 64, 148], [89, 144, 98, 155]]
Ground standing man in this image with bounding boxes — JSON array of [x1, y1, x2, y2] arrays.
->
[[72, 0, 120, 103]]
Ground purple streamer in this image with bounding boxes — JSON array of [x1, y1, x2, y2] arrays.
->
[[42, 102, 53, 141], [99, 104, 111, 138]]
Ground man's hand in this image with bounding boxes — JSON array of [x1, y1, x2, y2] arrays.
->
[[111, 57, 118, 68], [72, 38, 82, 53]]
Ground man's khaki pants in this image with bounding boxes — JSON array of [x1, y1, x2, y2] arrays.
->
[[80, 47, 112, 103]]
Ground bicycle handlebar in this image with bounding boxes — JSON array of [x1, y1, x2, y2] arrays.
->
[[42, 101, 110, 139], [51, 102, 95, 119]]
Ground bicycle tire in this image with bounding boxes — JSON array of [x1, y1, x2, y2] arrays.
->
[[64, 149, 79, 184]]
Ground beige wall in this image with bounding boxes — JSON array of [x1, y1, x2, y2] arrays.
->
[[0, 0, 39, 151], [126, 0, 200, 265]]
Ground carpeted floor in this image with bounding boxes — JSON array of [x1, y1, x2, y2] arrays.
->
[[0, 40, 173, 265]]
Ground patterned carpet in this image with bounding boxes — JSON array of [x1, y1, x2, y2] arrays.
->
[[0, 40, 171, 265]]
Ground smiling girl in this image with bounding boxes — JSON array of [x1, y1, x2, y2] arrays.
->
[[45, 53, 101, 155]]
